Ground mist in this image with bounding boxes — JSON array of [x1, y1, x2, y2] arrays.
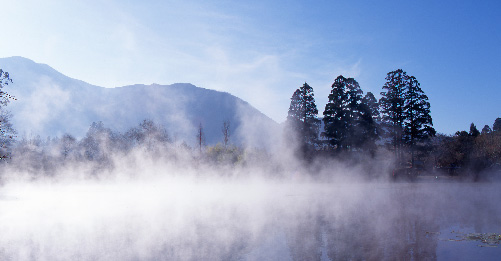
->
[[1, 126, 500, 261]]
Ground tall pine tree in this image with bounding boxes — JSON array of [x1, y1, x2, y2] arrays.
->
[[380, 69, 435, 165], [344, 78, 365, 149], [493, 118, 501, 132], [287, 83, 320, 153], [323, 76, 374, 151], [380, 69, 408, 160], [481, 125, 492, 134], [322, 76, 349, 150], [359, 92, 380, 152], [403, 75, 435, 164], [362, 92, 380, 124]]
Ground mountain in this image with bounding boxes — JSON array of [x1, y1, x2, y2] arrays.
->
[[0, 57, 279, 147]]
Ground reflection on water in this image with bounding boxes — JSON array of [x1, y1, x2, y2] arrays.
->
[[0, 180, 500, 260]]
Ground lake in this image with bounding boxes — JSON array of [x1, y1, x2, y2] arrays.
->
[[0, 177, 499, 260]]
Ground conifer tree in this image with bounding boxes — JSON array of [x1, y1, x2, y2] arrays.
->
[[362, 92, 380, 123], [286, 83, 320, 151], [403, 75, 435, 164], [322, 76, 349, 150], [197, 122, 205, 153], [344, 78, 365, 149], [481, 125, 492, 135], [469, 123, 480, 137], [380, 69, 435, 163], [493, 118, 501, 132], [380, 69, 406, 159], [323, 76, 375, 151], [359, 92, 380, 151]]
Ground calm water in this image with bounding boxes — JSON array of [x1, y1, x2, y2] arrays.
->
[[0, 178, 499, 260]]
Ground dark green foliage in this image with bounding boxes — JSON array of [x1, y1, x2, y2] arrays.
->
[[380, 69, 435, 163], [344, 78, 365, 149], [362, 92, 380, 124], [287, 83, 320, 149], [481, 125, 492, 135], [429, 134, 456, 169], [403, 76, 435, 145], [469, 123, 480, 137], [360, 92, 380, 150], [493, 118, 501, 132], [440, 131, 474, 170], [323, 76, 378, 152], [379, 69, 407, 156], [322, 76, 349, 150]]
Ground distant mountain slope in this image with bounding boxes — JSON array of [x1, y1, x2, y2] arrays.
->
[[0, 56, 279, 147]]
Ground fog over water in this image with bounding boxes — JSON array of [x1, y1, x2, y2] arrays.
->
[[0, 150, 500, 260]]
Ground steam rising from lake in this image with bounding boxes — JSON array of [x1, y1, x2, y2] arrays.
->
[[1, 161, 500, 260]]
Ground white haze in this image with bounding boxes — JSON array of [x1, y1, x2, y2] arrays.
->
[[0, 57, 500, 260], [1, 139, 501, 260]]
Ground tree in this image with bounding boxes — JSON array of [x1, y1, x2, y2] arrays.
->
[[0, 111, 15, 157], [123, 119, 170, 151], [474, 127, 501, 168], [60, 133, 77, 159], [0, 70, 16, 160], [469, 123, 480, 137], [81, 121, 111, 161], [323, 76, 375, 152], [222, 120, 230, 148], [362, 92, 380, 124], [323, 76, 349, 150], [138, 119, 170, 149], [196, 122, 205, 153], [403, 75, 435, 164], [379, 69, 407, 159], [359, 92, 380, 152], [481, 125, 492, 135], [286, 82, 320, 153], [493, 118, 501, 132], [344, 78, 366, 149], [380, 69, 435, 164]]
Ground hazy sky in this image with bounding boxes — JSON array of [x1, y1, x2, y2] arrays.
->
[[1, 0, 499, 134]]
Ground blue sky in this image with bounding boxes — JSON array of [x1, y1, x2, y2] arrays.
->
[[1, 0, 499, 134]]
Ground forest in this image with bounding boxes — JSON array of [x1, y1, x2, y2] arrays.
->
[[285, 69, 501, 180], [0, 68, 500, 181]]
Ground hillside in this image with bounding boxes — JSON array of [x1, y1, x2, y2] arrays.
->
[[0, 57, 279, 147]]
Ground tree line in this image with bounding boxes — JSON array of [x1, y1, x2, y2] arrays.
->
[[286, 69, 500, 178], [430, 120, 501, 179], [2, 118, 259, 177], [0, 68, 499, 179]]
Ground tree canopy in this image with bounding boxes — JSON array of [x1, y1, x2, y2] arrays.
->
[[287, 82, 320, 154], [380, 69, 435, 163]]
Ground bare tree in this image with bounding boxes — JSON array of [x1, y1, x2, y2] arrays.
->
[[196, 122, 205, 153], [0, 70, 16, 160], [222, 120, 230, 148]]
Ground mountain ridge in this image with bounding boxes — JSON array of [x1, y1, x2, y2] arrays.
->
[[0, 56, 279, 147]]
